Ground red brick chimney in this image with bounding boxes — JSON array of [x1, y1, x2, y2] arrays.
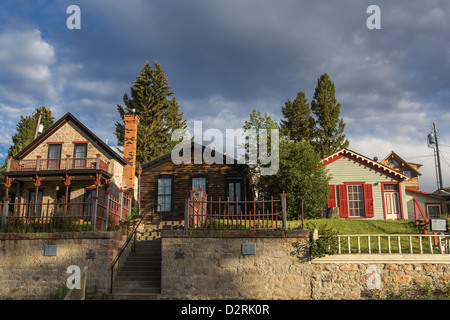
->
[[122, 113, 140, 192]]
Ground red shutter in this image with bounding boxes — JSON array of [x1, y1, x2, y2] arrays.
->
[[327, 185, 336, 208], [364, 183, 374, 218], [338, 185, 348, 218]]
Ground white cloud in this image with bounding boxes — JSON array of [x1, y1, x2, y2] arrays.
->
[[0, 28, 59, 106]]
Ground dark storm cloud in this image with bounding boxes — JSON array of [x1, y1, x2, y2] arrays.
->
[[1, 0, 450, 190]]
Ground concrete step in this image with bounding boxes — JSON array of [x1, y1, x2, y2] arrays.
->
[[107, 293, 161, 300], [113, 280, 160, 288]]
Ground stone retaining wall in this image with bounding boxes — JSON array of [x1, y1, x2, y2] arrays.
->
[[0, 231, 129, 299], [161, 230, 450, 300]]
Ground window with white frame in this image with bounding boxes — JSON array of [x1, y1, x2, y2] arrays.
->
[[157, 176, 173, 212], [347, 184, 365, 217]]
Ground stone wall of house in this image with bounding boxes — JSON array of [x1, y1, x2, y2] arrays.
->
[[161, 230, 450, 300], [0, 231, 130, 299]]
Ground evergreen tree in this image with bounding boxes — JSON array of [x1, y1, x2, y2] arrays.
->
[[280, 91, 315, 142], [8, 106, 54, 157], [114, 61, 187, 164], [310, 73, 349, 158], [262, 139, 329, 219]]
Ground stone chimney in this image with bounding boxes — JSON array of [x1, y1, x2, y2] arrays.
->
[[122, 113, 140, 192]]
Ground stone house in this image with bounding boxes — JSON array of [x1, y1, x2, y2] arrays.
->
[[2, 112, 140, 215]]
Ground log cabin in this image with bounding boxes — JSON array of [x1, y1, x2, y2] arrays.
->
[[139, 142, 251, 220]]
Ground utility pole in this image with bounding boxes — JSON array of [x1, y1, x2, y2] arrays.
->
[[433, 122, 444, 190]]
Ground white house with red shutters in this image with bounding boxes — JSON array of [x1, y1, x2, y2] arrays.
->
[[322, 148, 449, 220]]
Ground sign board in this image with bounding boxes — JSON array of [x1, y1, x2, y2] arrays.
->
[[242, 243, 256, 255], [44, 245, 58, 256], [429, 218, 448, 233]]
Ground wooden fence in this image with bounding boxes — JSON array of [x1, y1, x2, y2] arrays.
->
[[322, 234, 450, 255]]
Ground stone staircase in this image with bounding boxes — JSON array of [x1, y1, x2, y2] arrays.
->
[[107, 220, 183, 300]]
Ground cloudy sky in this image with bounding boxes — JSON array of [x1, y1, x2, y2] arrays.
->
[[1, 0, 450, 192]]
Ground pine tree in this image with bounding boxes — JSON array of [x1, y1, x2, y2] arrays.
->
[[114, 61, 187, 164], [310, 73, 349, 158], [280, 91, 315, 142], [8, 106, 54, 157]]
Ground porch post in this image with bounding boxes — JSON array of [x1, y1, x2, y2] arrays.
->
[[91, 195, 98, 231], [104, 191, 110, 231], [1, 198, 9, 230], [118, 189, 124, 223], [95, 154, 101, 169], [184, 194, 190, 230], [36, 156, 41, 171], [91, 173, 101, 231], [65, 155, 71, 170], [281, 191, 287, 230], [6, 156, 11, 172], [61, 174, 74, 213], [31, 175, 44, 217]]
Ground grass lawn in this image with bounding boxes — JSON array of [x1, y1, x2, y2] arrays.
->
[[288, 218, 423, 235]]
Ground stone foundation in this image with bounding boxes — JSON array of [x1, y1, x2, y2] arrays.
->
[[162, 230, 450, 300], [0, 231, 130, 299]]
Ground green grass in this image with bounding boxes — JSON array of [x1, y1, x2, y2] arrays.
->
[[289, 218, 423, 235]]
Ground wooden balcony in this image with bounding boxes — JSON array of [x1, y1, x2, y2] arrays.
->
[[6, 155, 110, 174]]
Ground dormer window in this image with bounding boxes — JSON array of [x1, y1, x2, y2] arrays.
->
[[388, 159, 398, 166]]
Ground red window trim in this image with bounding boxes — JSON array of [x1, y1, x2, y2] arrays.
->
[[338, 182, 374, 218], [73, 141, 89, 144], [327, 185, 336, 208], [47, 142, 64, 145]]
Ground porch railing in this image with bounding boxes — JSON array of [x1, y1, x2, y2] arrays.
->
[[1, 193, 132, 232], [7, 156, 109, 173], [185, 188, 287, 230], [324, 234, 450, 255]]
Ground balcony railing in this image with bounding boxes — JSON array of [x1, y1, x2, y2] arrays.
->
[[7, 156, 110, 173]]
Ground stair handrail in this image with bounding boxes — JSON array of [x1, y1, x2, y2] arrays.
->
[[109, 202, 155, 294]]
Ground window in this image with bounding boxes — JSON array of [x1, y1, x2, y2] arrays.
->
[[73, 143, 87, 168], [47, 144, 62, 170], [383, 184, 399, 191], [334, 183, 373, 218], [388, 159, 398, 166], [157, 176, 173, 212], [191, 176, 207, 195], [347, 184, 365, 217], [426, 204, 442, 218], [28, 190, 43, 217]]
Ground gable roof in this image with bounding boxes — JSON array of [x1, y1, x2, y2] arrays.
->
[[381, 151, 422, 176], [322, 148, 409, 181], [141, 141, 245, 172], [14, 112, 128, 165]]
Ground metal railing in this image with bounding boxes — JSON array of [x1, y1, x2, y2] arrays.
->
[[1, 196, 132, 232], [331, 234, 450, 255], [185, 188, 287, 230], [109, 202, 155, 294], [8, 157, 109, 173]]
